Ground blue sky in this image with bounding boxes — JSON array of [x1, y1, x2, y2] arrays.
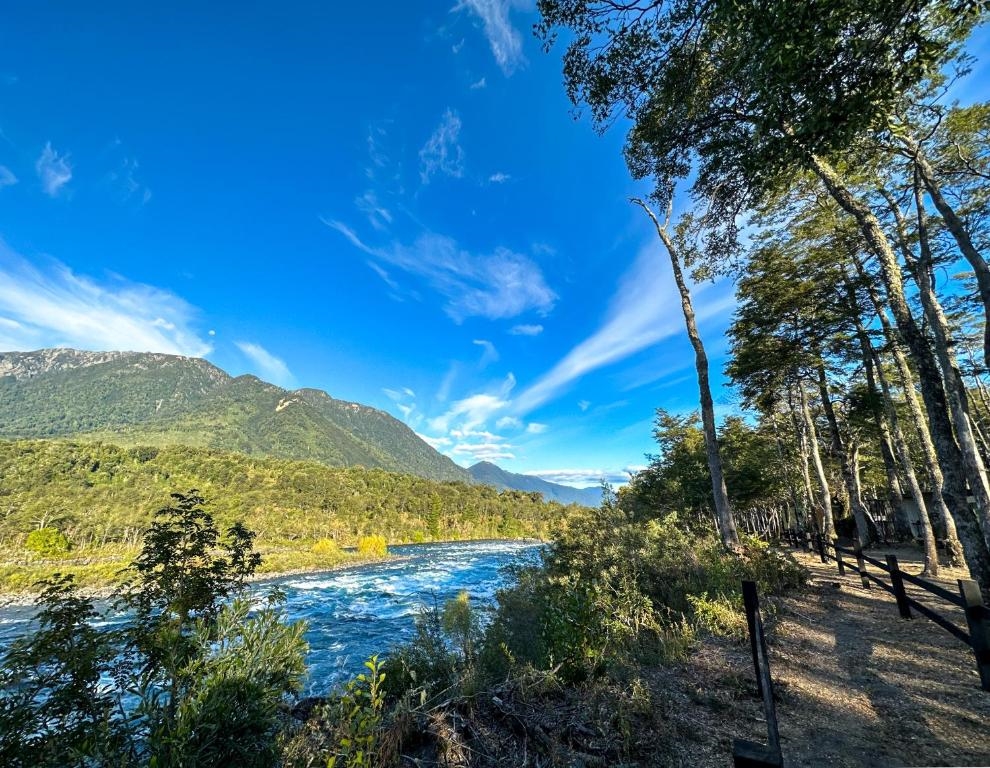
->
[[1, 4, 984, 488]]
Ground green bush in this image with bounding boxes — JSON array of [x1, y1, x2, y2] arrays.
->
[[475, 505, 806, 684], [0, 491, 309, 768], [24, 528, 70, 557], [357, 534, 388, 559]]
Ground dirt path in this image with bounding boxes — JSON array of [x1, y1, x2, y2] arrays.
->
[[743, 547, 989, 767]]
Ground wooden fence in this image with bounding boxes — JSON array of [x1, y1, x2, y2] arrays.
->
[[733, 580, 783, 767], [781, 529, 990, 692]]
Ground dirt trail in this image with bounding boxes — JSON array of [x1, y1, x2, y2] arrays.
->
[[404, 545, 990, 767], [737, 547, 990, 767]]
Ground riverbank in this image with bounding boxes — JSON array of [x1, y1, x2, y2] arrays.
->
[[0, 536, 547, 608]]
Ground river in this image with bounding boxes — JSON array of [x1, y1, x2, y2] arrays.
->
[[0, 539, 543, 694]]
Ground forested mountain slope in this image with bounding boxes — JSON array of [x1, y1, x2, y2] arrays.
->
[[0, 349, 469, 482]]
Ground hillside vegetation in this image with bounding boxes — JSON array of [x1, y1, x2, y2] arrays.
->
[[0, 439, 570, 592], [0, 349, 469, 482]]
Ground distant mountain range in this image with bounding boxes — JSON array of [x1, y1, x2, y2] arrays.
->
[[0, 349, 599, 505], [467, 461, 602, 507]]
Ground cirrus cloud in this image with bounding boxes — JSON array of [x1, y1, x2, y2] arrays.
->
[[0, 241, 211, 356]]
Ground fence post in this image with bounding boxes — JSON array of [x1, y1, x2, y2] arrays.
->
[[733, 581, 783, 767], [835, 546, 845, 576], [816, 533, 827, 564], [886, 554, 911, 619], [958, 579, 990, 692], [855, 545, 870, 590], [804, 530, 812, 552]]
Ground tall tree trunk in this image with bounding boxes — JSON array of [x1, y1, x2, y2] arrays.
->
[[871, 196, 965, 564], [844, 279, 907, 522], [798, 378, 836, 540], [634, 198, 738, 548], [817, 363, 873, 547], [788, 387, 817, 531], [909, 172, 990, 551], [899, 133, 990, 369], [865, 332, 941, 574], [806, 153, 990, 594], [770, 410, 804, 529]]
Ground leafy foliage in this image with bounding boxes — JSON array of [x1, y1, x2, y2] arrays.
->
[[0, 440, 571, 591], [24, 527, 71, 556], [0, 495, 308, 768]]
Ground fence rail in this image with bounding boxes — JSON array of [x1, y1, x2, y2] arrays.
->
[[781, 529, 990, 692]]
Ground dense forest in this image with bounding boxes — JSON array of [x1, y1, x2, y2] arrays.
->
[[531, 0, 990, 597], [0, 440, 571, 591]]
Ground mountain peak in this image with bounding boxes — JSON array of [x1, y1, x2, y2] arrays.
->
[[468, 461, 601, 507], [0, 348, 469, 483]]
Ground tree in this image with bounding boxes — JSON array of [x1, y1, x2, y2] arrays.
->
[[0, 491, 308, 768], [538, 0, 990, 593], [633, 198, 739, 547]]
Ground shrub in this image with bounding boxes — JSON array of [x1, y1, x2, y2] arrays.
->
[[24, 528, 70, 557], [311, 538, 341, 557], [357, 535, 388, 559], [1, 491, 309, 768], [475, 505, 807, 684]]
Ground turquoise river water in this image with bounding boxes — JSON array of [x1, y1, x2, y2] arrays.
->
[[0, 539, 543, 694]]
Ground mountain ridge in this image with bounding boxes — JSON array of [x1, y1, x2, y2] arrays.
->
[[467, 461, 603, 507], [0, 348, 468, 482], [1, 349, 601, 505]]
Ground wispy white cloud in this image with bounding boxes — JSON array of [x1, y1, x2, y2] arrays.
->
[[234, 341, 294, 387], [496, 415, 521, 429], [525, 422, 547, 434], [36, 142, 72, 197], [473, 338, 499, 368], [513, 242, 736, 414], [470, 77, 487, 90], [526, 467, 636, 488], [509, 323, 542, 336], [488, 171, 510, 183], [419, 109, 465, 184], [324, 221, 556, 322], [452, 440, 515, 462], [356, 190, 393, 230], [456, 0, 526, 75], [429, 373, 515, 434], [384, 386, 416, 401], [0, 165, 16, 188], [0, 241, 211, 356], [577, 399, 591, 412]]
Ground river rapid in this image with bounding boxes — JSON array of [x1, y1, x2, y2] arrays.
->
[[0, 539, 543, 694]]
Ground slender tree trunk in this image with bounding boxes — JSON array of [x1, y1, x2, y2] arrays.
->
[[868, 336, 941, 574], [909, 172, 990, 551], [817, 363, 873, 546], [788, 387, 817, 531], [871, 198, 965, 564], [806, 154, 990, 593], [798, 378, 836, 540], [634, 198, 738, 548], [770, 410, 804, 529], [899, 134, 990, 369]]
